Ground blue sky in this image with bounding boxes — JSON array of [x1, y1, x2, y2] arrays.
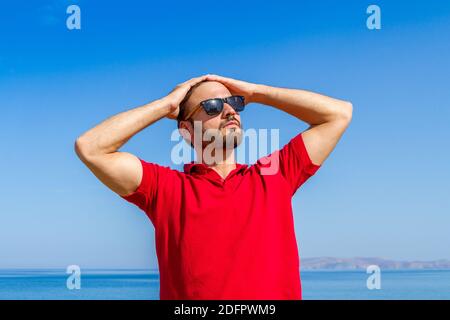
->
[[1, 0, 450, 269]]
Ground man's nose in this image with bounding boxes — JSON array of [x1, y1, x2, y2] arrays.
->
[[222, 103, 237, 117]]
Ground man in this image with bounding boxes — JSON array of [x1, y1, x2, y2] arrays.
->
[[75, 74, 352, 299]]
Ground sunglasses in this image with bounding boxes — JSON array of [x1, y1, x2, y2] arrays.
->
[[182, 95, 245, 121]]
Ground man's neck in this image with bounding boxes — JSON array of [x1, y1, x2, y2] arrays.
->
[[196, 148, 237, 179], [208, 162, 237, 180]]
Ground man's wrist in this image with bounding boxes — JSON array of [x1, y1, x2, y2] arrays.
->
[[251, 84, 270, 104], [158, 97, 178, 114]]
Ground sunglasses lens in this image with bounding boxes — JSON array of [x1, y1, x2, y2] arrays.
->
[[203, 99, 223, 115], [201, 96, 245, 116], [227, 96, 245, 112]]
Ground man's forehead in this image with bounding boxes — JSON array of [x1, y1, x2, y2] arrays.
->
[[188, 81, 231, 105]]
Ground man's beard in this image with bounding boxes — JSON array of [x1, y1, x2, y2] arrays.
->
[[200, 127, 243, 150]]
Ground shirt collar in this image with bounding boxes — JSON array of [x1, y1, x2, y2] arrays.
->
[[183, 162, 248, 175]]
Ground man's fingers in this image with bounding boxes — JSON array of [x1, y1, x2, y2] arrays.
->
[[206, 74, 226, 81], [206, 74, 239, 86], [178, 73, 236, 93], [189, 75, 209, 87], [206, 74, 233, 81], [182, 75, 209, 87]]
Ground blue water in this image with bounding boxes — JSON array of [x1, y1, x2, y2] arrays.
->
[[0, 269, 449, 300], [301, 270, 450, 300]]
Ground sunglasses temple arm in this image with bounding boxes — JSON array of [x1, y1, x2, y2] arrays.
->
[[182, 104, 202, 121]]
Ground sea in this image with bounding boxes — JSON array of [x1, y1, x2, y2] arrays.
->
[[0, 269, 449, 300]]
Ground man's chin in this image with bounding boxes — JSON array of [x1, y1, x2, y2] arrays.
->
[[193, 128, 243, 149], [222, 126, 242, 136], [224, 131, 243, 149]]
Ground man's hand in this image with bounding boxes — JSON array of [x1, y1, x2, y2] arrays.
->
[[205, 74, 261, 104], [75, 76, 209, 196], [165, 75, 210, 120], [206, 75, 353, 166]]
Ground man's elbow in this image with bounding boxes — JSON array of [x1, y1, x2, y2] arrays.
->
[[336, 101, 353, 123], [74, 136, 94, 162]]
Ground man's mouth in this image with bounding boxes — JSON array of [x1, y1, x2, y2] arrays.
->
[[223, 120, 239, 128]]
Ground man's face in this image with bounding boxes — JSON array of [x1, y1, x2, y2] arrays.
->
[[179, 81, 243, 149]]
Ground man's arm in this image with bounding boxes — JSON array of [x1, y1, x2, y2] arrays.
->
[[74, 75, 208, 196], [253, 85, 353, 166], [204, 74, 353, 166]]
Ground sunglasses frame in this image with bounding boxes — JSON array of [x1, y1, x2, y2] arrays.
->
[[182, 95, 245, 121]]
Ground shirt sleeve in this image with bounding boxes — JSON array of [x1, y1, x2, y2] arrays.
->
[[257, 132, 321, 195], [120, 158, 168, 223], [279, 132, 321, 195]]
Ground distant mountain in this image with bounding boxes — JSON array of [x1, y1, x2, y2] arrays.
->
[[301, 257, 450, 270]]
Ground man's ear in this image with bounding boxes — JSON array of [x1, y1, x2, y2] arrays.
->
[[178, 121, 193, 145]]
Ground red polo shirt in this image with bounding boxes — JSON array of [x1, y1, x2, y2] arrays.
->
[[121, 132, 320, 300]]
